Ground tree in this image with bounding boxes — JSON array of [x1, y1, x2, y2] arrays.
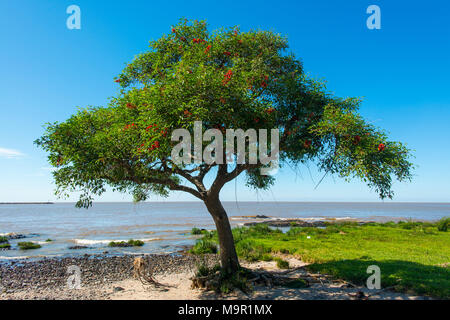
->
[[35, 19, 413, 273]]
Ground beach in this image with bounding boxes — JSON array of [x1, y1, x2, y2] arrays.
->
[[0, 253, 430, 300]]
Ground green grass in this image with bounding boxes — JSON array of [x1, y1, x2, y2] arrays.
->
[[274, 257, 290, 269], [0, 243, 11, 249], [191, 227, 212, 235], [0, 236, 8, 243], [18, 242, 41, 250], [437, 217, 450, 232], [194, 221, 450, 298], [108, 239, 145, 247], [190, 239, 218, 254]]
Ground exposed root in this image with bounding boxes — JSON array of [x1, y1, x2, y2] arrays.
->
[[133, 257, 174, 289]]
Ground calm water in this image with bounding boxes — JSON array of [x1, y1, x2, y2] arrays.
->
[[1, 202, 449, 260]]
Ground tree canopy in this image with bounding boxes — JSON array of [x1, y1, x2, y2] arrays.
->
[[35, 19, 413, 208]]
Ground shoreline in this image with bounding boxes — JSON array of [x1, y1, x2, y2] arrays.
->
[[1, 217, 443, 261]]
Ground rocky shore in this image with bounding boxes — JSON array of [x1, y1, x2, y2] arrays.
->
[[0, 253, 218, 299], [242, 218, 368, 228]]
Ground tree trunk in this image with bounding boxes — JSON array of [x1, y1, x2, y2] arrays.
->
[[205, 195, 240, 273]]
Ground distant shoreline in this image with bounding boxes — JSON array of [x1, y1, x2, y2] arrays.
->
[[0, 202, 54, 205]]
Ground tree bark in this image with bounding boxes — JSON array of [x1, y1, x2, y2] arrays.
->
[[204, 195, 240, 273]]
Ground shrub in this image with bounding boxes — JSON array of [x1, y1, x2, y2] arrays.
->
[[18, 242, 41, 250], [275, 258, 289, 269], [261, 253, 273, 261], [45, 238, 53, 242], [0, 236, 8, 243], [191, 228, 210, 235], [236, 240, 270, 262], [192, 263, 252, 294], [0, 243, 11, 249], [108, 239, 144, 247], [191, 239, 218, 254], [191, 227, 202, 235], [437, 217, 450, 232], [196, 263, 221, 277]]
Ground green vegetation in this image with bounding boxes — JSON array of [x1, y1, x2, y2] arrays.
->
[[193, 262, 252, 294], [108, 239, 145, 247], [275, 257, 290, 269], [193, 221, 450, 298], [190, 239, 218, 254], [0, 243, 11, 249], [0, 236, 8, 243], [18, 242, 42, 250], [437, 217, 450, 232], [191, 228, 211, 235], [45, 238, 53, 242]]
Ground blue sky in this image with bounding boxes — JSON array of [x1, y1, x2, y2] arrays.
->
[[0, 0, 449, 202]]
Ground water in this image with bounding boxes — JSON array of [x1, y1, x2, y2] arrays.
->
[[1, 201, 449, 260]]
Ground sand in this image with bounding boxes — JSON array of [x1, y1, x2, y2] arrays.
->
[[0, 256, 429, 300]]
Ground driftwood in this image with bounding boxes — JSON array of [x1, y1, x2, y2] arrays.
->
[[133, 257, 168, 288]]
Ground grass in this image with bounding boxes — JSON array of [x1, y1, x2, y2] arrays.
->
[[437, 217, 450, 232], [18, 242, 41, 250], [191, 227, 212, 235], [274, 257, 290, 269], [0, 243, 11, 249], [0, 236, 8, 243], [108, 239, 144, 247], [190, 239, 218, 254], [193, 220, 450, 298]]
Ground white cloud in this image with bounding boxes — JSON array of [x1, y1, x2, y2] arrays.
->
[[0, 147, 25, 158]]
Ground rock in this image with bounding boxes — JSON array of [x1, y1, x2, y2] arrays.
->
[[68, 246, 90, 250], [5, 233, 27, 240], [113, 286, 125, 292]]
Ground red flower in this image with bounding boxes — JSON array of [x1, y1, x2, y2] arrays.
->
[[220, 97, 226, 104], [224, 51, 231, 56], [254, 118, 260, 123], [126, 102, 136, 109], [261, 81, 268, 88], [222, 70, 233, 85], [184, 110, 192, 117], [304, 140, 312, 148], [171, 28, 176, 33], [353, 135, 361, 145], [266, 107, 275, 114], [378, 143, 386, 152], [115, 79, 121, 83], [193, 38, 206, 44], [204, 45, 211, 54]]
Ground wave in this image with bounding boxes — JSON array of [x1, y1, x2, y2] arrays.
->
[[0, 255, 31, 260]]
